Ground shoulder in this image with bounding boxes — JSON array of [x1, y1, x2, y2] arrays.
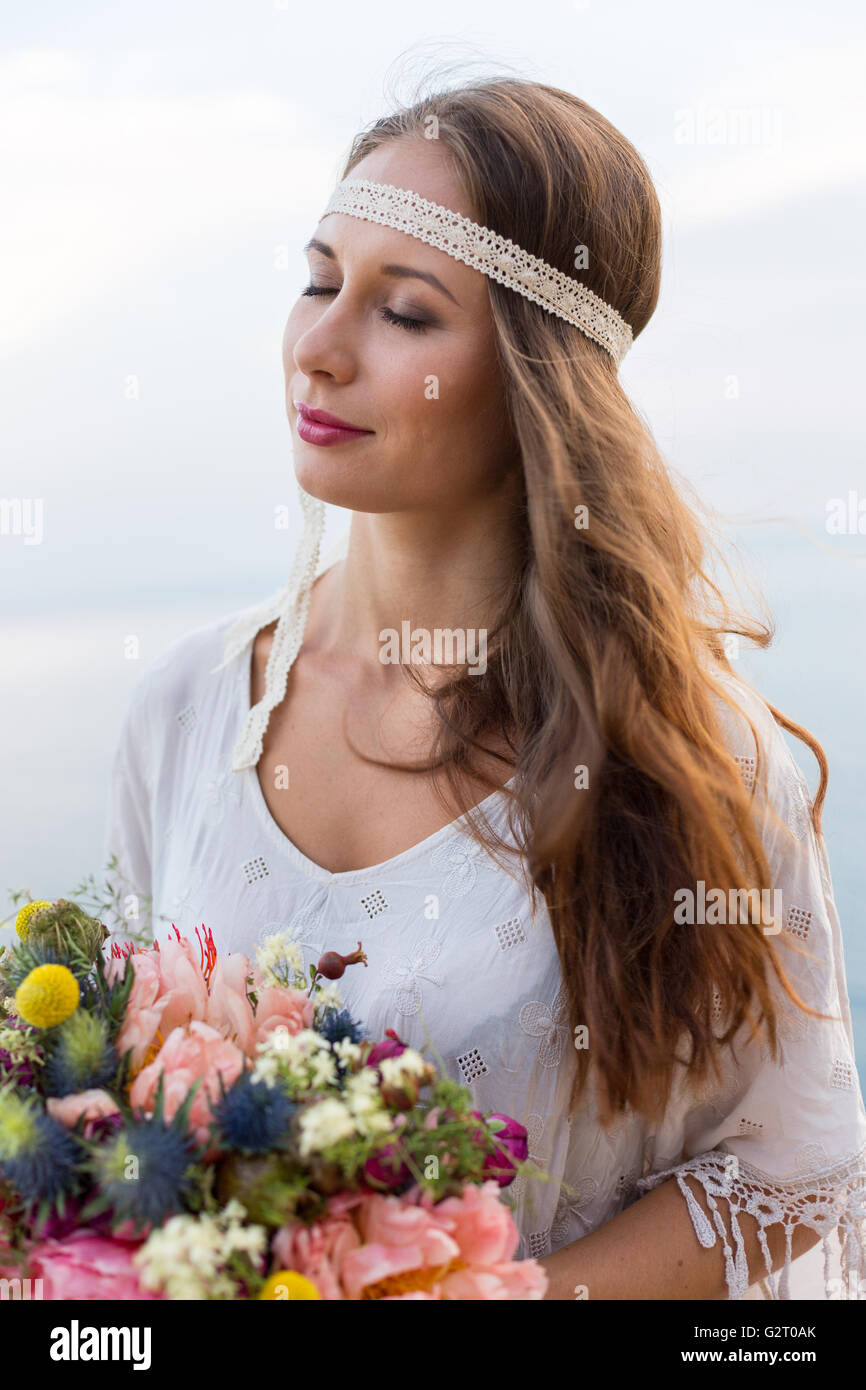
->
[[115, 596, 277, 745], [706, 664, 817, 852]]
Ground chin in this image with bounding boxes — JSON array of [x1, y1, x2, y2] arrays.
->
[[291, 455, 400, 514]]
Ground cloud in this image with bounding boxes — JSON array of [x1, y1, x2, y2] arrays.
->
[[655, 46, 866, 234]]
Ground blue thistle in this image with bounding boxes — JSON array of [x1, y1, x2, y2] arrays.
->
[[316, 1006, 364, 1047], [82, 1085, 199, 1234], [213, 1071, 297, 1155], [41, 1010, 118, 1098], [0, 1087, 82, 1214]]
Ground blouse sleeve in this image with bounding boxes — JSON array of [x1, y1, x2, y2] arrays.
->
[[101, 674, 155, 944], [636, 678, 866, 1301]]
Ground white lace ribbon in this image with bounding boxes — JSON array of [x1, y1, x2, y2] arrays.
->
[[209, 485, 326, 772]]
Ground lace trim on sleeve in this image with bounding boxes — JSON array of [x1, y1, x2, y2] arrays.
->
[[636, 1143, 866, 1300]]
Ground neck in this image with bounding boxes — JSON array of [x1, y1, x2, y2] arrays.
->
[[308, 479, 524, 678]]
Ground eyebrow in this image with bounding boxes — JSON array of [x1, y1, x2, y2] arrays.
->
[[303, 236, 460, 306]]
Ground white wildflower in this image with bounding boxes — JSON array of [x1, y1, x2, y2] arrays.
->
[[133, 1206, 267, 1301], [308, 1048, 338, 1089], [332, 1037, 362, 1066], [314, 982, 344, 1011], [255, 930, 305, 987], [344, 1070, 392, 1137], [379, 1049, 430, 1087], [298, 1098, 357, 1156]]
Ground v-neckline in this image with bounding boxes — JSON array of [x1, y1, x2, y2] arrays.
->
[[236, 558, 517, 884]]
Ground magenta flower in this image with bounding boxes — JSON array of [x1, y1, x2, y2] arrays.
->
[[363, 1143, 412, 1192], [471, 1112, 529, 1187], [366, 1029, 408, 1069]]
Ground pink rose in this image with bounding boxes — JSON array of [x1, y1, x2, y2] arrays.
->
[[27, 1232, 164, 1300], [252, 987, 314, 1046], [128, 1021, 245, 1145], [205, 953, 255, 1054], [46, 1090, 121, 1135]]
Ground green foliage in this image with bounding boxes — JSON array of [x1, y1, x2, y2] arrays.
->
[[0, 934, 94, 995], [41, 1009, 119, 1098]]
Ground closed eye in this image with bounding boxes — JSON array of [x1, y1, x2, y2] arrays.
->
[[300, 284, 429, 333]]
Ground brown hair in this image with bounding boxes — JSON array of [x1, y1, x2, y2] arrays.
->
[[338, 77, 830, 1124]]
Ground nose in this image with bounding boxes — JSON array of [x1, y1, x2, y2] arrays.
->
[[291, 295, 357, 384]]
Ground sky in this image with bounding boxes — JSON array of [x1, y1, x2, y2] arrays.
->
[[1, 3, 864, 1054]]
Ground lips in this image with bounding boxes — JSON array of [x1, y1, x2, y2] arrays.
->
[[295, 401, 373, 447], [297, 403, 369, 431]]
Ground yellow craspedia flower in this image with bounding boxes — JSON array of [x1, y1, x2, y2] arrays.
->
[[14, 900, 53, 942], [14, 964, 80, 1028], [259, 1271, 321, 1301]]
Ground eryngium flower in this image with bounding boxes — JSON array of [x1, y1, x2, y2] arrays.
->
[[0, 1088, 81, 1207], [42, 1010, 118, 1097], [213, 1071, 297, 1155], [83, 1109, 199, 1234], [315, 1006, 364, 1047]]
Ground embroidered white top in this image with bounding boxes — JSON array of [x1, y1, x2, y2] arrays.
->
[[103, 527, 866, 1300]]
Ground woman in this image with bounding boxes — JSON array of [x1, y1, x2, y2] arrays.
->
[[104, 78, 866, 1300]]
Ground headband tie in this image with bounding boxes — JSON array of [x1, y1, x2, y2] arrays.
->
[[319, 178, 633, 367]]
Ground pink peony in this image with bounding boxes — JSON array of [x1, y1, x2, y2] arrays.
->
[[128, 1020, 245, 1145], [427, 1180, 520, 1265], [271, 1204, 363, 1301], [438, 1262, 549, 1299], [338, 1182, 546, 1301], [252, 986, 314, 1046], [340, 1193, 461, 1299], [46, 1089, 121, 1136], [27, 1232, 164, 1300]]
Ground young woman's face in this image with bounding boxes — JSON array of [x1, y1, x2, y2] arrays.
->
[[282, 138, 518, 514]]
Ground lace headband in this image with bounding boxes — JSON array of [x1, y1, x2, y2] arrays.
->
[[319, 179, 633, 367]]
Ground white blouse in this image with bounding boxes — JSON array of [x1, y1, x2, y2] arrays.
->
[[103, 528, 866, 1301]]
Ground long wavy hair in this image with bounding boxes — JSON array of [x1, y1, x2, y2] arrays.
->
[[336, 77, 830, 1124]]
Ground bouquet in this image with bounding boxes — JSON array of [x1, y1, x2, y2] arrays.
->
[[0, 897, 547, 1300]]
